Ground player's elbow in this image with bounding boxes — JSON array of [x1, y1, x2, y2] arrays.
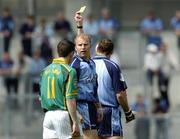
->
[[116, 90, 127, 101]]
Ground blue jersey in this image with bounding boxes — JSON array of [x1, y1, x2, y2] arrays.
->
[[171, 17, 180, 30], [71, 55, 98, 103], [140, 17, 163, 31], [93, 56, 127, 107], [1, 16, 14, 34]]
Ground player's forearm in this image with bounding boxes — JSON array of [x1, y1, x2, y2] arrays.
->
[[94, 102, 101, 109], [77, 28, 83, 35], [116, 91, 130, 112], [66, 98, 78, 123], [74, 12, 84, 35], [117, 91, 135, 123], [76, 21, 83, 35]]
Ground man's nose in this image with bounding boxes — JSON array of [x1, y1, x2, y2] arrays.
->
[[81, 44, 86, 49]]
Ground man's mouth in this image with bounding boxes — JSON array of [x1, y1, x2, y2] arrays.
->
[[81, 51, 86, 53]]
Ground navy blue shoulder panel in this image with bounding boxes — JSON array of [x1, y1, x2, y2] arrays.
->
[[70, 56, 81, 80]]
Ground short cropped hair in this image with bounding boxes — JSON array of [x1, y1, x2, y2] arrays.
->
[[74, 33, 91, 44], [97, 39, 114, 55], [57, 39, 75, 57]]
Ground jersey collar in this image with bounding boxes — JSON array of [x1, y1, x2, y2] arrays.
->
[[52, 58, 68, 64], [75, 54, 91, 63], [93, 55, 109, 60]]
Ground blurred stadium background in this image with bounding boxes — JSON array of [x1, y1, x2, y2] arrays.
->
[[0, 0, 180, 139]]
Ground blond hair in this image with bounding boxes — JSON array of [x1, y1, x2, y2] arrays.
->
[[74, 33, 91, 44]]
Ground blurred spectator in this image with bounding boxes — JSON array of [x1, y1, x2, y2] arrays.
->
[[54, 11, 72, 40], [19, 15, 35, 57], [34, 17, 53, 47], [83, 13, 99, 56], [84, 13, 99, 37], [132, 94, 149, 116], [28, 50, 46, 110], [0, 52, 18, 108], [140, 10, 163, 47], [98, 7, 120, 41], [0, 7, 14, 53], [34, 18, 53, 65], [152, 98, 169, 139], [170, 10, 180, 60], [144, 43, 161, 85], [132, 94, 150, 139], [0, 53, 17, 94], [0, 17, 1, 29], [13, 51, 33, 92], [158, 42, 179, 109], [98, 8, 121, 65], [39, 35, 53, 65]]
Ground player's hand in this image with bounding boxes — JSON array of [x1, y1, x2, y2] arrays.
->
[[71, 122, 81, 137], [74, 12, 83, 27], [97, 107, 103, 122], [77, 112, 83, 124], [125, 109, 135, 123], [79, 114, 83, 124]]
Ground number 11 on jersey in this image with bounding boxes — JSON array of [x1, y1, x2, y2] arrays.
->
[[47, 76, 55, 99]]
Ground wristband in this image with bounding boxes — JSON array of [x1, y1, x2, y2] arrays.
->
[[77, 26, 83, 29], [125, 109, 132, 116]]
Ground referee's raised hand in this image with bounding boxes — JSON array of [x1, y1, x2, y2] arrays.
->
[[74, 11, 83, 27]]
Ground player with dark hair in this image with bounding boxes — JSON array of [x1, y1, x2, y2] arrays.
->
[[40, 39, 82, 139], [94, 39, 135, 139]]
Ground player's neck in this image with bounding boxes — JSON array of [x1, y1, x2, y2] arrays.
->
[[96, 53, 110, 58]]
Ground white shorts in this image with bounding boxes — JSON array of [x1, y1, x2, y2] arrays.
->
[[43, 110, 82, 139]]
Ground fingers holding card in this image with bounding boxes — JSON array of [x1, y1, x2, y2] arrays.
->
[[78, 6, 86, 14]]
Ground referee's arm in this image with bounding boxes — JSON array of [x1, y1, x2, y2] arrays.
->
[[74, 11, 84, 35]]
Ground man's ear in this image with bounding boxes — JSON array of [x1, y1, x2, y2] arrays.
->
[[70, 51, 74, 56], [95, 44, 98, 53]]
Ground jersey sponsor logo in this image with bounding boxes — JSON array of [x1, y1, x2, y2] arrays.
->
[[82, 73, 97, 83], [44, 68, 60, 75]]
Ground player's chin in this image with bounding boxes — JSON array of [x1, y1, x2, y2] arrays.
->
[[80, 53, 87, 58]]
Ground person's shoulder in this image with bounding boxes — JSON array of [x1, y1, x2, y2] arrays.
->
[[141, 17, 149, 22], [90, 58, 96, 64], [21, 23, 28, 28], [171, 16, 176, 21], [103, 59, 122, 74], [171, 16, 178, 25], [155, 17, 162, 22], [62, 64, 77, 76], [69, 66, 77, 74], [70, 56, 81, 68], [7, 16, 14, 21], [41, 64, 50, 73], [104, 58, 119, 69]]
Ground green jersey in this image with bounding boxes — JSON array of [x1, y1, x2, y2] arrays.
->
[[40, 58, 78, 111]]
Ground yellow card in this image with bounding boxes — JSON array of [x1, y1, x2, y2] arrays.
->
[[78, 6, 86, 13]]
